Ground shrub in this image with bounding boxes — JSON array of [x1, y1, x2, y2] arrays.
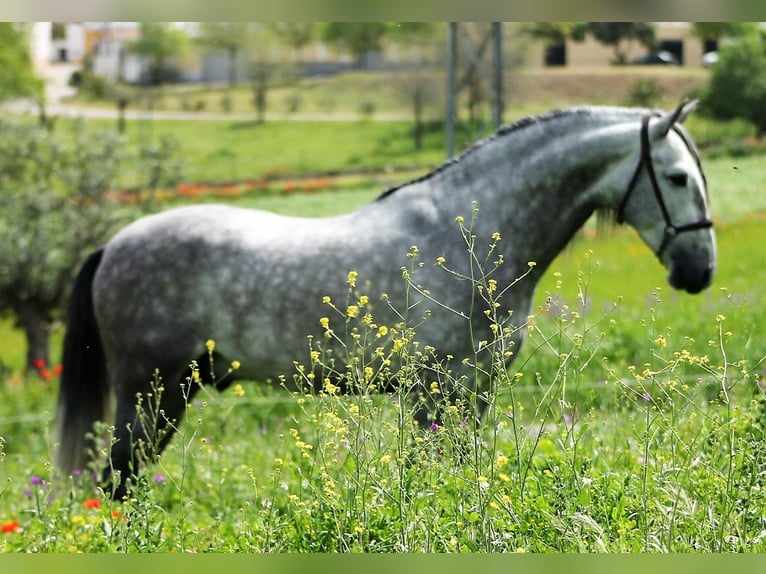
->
[[702, 36, 766, 137], [625, 79, 664, 108], [0, 119, 181, 371]]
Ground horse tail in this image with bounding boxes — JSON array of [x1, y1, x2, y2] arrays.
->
[[55, 248, 110, 474]]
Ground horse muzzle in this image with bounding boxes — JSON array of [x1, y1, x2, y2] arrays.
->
[[666, 246, 715, 294]]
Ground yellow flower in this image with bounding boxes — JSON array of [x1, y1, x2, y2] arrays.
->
[[319, 316, 330, 329], [491, 231, 502, 242], [71, 515, 86, 528], [322, 295, 332, 304], [205, 339, 215, 353], [358, 295, 369, 306], [323, 378, 339, 395], [233, 384, 245, 397], [230, 360, 241, 371], [346, 305, 359, 318], [347, 270, 358, 287], [436, 256, 446, 266], [429, 381, 441, 395], [377, 325, 389, 338]]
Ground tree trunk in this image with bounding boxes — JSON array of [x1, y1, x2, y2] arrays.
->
[[16, 301, 52, 375], [228, 46, 238, 88]]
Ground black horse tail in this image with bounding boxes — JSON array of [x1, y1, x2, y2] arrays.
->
[[55, 248, 109, 475]]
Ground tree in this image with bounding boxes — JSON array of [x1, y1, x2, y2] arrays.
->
[[585, 22, 656, 64], [523, 22, 586, 44], [0, 23, 46, 122], [269, 22, 316, 64], [196, 22, 254, 88], [690, 22, 760, 49], [703, 37, 766, 137], [389, 23, 442, 150], [321, 22, 391, 67], [0, 119, 182, 373], [128, 22, 188, 85]]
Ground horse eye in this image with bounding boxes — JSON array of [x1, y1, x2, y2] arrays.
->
[[666, 172, 688, 187]]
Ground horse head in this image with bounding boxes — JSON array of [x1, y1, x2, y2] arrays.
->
[[615, 100, 716, 294]]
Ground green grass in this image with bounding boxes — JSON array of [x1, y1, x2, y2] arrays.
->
[[60, 118, 447, 187]]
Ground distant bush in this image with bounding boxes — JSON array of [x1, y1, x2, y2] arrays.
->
[[702, 36, 766, 137], [625, 79, 664, 107], [68, 68, 111, 100]]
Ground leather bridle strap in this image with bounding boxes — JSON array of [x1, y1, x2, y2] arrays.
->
[[616, 114, 713, 257]]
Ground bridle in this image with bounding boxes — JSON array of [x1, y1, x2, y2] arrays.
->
[[616, 113, 713, 257]]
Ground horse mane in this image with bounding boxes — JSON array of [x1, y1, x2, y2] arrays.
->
[[374, 105, 638, 202]]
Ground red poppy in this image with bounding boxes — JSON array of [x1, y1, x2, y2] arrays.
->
[[33, 358, 46, 370], [54, 364, 63, 376], [83, 498, 101, 509], [1, 520, 20, 533]]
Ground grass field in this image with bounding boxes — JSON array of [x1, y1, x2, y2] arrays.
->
[[1, 70, 766, 550], [2, 192, 764, 551]]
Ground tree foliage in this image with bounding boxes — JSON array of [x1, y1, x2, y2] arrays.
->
[[127, 22, 189, 85], [690, 22, 760, 43], [0, 120, 182, 371], [702, 36, 766, 137], [0, 22, 44, 103], [269, 22, 317, 62], [321, 22, 392, 64], [196, 22, 255, 87], [523, 22, 586, 45], [584, 22, 656, 64]]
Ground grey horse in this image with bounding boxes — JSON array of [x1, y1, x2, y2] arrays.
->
[[55, 101, 715, 499]]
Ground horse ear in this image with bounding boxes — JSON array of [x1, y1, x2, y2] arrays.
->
[[650, 99, 699, 139]]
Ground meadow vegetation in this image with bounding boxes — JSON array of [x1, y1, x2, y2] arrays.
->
[[1, 69, 766, 552]]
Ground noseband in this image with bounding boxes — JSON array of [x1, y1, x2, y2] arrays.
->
[[616, 114, 713, 257]]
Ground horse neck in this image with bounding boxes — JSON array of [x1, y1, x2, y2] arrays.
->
[[431, 111, 637, 276]]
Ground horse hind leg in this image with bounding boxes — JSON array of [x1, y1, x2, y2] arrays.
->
[[103, 352, 236, 500], [104, 365, 202, 500]]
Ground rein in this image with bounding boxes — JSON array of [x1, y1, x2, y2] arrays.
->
[[616, 114, 713, 257]]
